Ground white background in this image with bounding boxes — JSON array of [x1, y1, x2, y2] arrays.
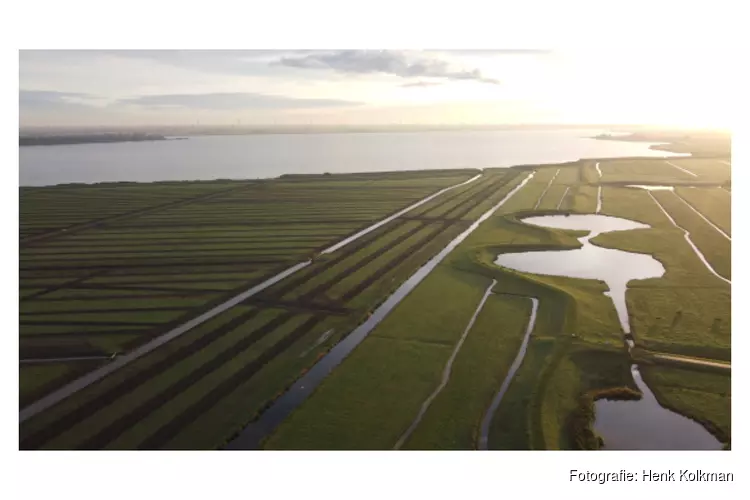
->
[[3, 1, 746, 499]]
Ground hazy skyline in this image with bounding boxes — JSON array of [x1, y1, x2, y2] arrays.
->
[[20, 49, 731, 128]]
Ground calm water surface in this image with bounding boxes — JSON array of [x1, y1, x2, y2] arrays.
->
[[20, 129, 680, 186], [494, 214, 665, 333], [594, 365, 722, 450], [493, 215, 720, 450]]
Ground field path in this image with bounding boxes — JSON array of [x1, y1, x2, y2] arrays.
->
[[20, 174, 482, 423], [393, 279, 497, 449], [673, 192, 731, 241], [595, 161, 602, 178], [533, 169, 560, 209], [478, 296, 539, 450], [664, 160, 698, 178], [596, 186, 603, 214], [646, 191, 731, 286], [557, 187, 570, 210]]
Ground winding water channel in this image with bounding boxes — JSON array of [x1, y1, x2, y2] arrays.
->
[[491, 213, 722, 450], [394, 279, 498, 449], [593, 365, 722, 450], [494, 214, 664, 334], [478, 297, 539, 450]]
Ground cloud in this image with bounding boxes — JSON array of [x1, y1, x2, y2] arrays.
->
[[275, 50, 501, 85], [117, 92, 361, 110], [400, 81, 443, 88], [99, 50, 315, 75], [19, 90, 95, 109]]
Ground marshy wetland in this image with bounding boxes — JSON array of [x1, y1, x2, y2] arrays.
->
[[20, 133, 731, 450]]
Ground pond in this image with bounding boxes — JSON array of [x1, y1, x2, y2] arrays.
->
[[493, 214, 665, 333], [593, 365, 722, 450], [493, 214, 722, 450]]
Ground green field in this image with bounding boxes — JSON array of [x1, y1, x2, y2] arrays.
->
[[20, 168, 542, 450], [675, 187, 731, 235], [263, 150, 731, 450], [20, 133, 731, 450]]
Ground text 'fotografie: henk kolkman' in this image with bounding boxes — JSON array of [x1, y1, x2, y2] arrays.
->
[[570, 469, 734, 483]]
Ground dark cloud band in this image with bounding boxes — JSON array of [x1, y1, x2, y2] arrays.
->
[[275, 50, 501, 85]]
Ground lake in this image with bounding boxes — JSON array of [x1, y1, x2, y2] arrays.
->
[[20, 129, 680, 186]]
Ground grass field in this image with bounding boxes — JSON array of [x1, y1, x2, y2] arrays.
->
[[20, 168, 540, 450], [651, 190, 731, 279], [600, 159, 696, 184], [675, 187, 731, 235], [20, 137, 731, 450], [262, 154, 731, 450]]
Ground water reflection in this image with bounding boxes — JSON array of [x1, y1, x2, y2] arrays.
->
[[594, 365, 722, 450], [494, 214, 665, 333]]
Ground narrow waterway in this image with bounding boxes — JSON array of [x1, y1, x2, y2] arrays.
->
[[533, 169, 560, 209], [394, 279, 497, 449], [640, 188, 731, 285], [478, 296, 539, 450], [673, 192, 731, 241], [593, 365, 722, 450], [225, 172, 536, 449]]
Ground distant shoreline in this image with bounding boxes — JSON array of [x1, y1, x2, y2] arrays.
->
[[19, 133, 185, 147], [591, 130, 730, 157], [19, 123, 658, 138]]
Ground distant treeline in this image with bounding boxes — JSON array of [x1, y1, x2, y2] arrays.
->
[[19, 133, 171, 146]]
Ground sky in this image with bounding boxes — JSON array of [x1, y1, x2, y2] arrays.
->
[[19, 49, 734, 129]]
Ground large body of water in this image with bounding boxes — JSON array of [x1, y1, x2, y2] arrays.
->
[[20, 129, 677, 186]]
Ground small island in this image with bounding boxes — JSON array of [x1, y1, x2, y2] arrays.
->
[[19, 133, 174, 146]]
